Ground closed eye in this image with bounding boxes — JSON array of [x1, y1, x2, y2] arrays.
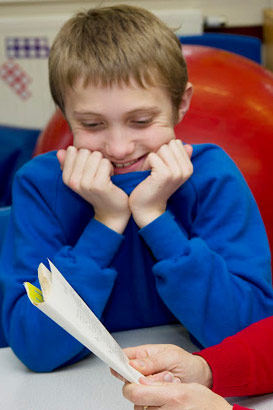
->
[[130, 119, 152, 127], [81, 122, 104, 129]]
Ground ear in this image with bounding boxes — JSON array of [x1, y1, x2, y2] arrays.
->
[[176, 82, 193, 124]]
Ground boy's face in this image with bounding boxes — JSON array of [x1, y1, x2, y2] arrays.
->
[[64, 78, 190, 174]]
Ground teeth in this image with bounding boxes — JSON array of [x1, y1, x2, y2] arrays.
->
[[114, 159, 138, 168]]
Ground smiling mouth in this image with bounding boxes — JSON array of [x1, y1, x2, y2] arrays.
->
[[113, 158, 141, 168]]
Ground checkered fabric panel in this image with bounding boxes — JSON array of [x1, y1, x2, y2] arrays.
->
[[5, 37, 50, 59], [0, 60, 32, 99]]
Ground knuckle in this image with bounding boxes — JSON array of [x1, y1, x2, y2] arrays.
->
[[123, 385, 138, 403], [78, 147, 89, 154], [69, 177, 79, 191], [170, 139, 179, 147], [66, 145, 77, 156], [172, 169, 182, 181], [172, 387, 187, 404], [92, 178, 103, 191], [62, 173, 69, 186], [158, 144, 168, 154], [91, 151, 103, 160], [67, 145, 76, 152], [148, 152, 157, 161], [185, 163, 194, 178], [149, 357, 159, 370], [129, 388, 142, 404], [101, 157, 111, 169], [79, 178, 90, 192]]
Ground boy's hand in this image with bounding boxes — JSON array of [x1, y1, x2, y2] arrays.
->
[[57, 146, 131, 233], [123, 381, 232, 410], [129, 140, 193, 228], [121, 344, 212, 388]]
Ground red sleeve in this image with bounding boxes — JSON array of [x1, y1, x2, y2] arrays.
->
[[195, 316, 273, 397], [233, 405, 255, 410]]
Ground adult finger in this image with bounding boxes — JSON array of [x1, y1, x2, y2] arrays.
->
[[110, 368, 127, 383], [140, 372, 181, 385], [123, 382, 178, 407], [129, 349, 182, 376], [124, 344, 175, 361], [123, 345, 155, 360]]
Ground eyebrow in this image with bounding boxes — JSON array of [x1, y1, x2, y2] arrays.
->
[[126, 106, 160, 115], [73, 106, 160, 117], [73, 111, 103, 117]]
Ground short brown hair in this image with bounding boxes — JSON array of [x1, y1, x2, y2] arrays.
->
[[49, 4, 188, 116]]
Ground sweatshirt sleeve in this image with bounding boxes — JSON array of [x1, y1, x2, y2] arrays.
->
[[139, 144, 273, 348], [195, 316, 273, 397], [0, 153, 123, 371]]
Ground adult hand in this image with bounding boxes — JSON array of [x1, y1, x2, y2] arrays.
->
[[121, 344, 212, 387], [123, 381, 232, 410], [129, 141, 193, 228], [57, 146, 131, 233]]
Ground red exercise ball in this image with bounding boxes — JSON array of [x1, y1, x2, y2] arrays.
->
[[177, 46, 273, 263], [33, 108, 72, 155], [33, 45, 273, 264]]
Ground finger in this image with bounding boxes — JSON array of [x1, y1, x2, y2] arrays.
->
[[170, 139, 193, 159], [91, 157, 113, 186], [61, 146, 78, 185], [123, 345, 153, 360], [140, 372, 181, 385], [137, 407, 159, 410], [124, 344, 172, 361], [129, 349, 180, 376], [156, 143, 182, 174], [110, 368, 127, 383], [168, 140, 192, 170], [168, 140, 193, 179], [56, 149, 66, 169], [80, 151, 104, 187], [145, 152, 168, 175], [68, 148, 91, 190], [140, 154, 152, 171], [183, 143, 193, 159], [174, 140, 193, 161], [123, 382, 179, 407]]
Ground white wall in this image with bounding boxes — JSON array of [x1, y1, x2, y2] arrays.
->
[[0, 0, 272, 26], [0, 0, 271, 128]]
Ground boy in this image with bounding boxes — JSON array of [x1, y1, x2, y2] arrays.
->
[[1, 5, 273, 372]]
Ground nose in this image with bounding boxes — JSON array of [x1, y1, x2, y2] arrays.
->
[[104, 126, 135, 160]]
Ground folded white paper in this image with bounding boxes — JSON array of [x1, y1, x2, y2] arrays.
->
[[24, 260, 142, 383]]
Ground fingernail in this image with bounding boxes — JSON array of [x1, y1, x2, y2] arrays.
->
[[163, 372, 175, 382], [140, 377, 154, 385], [130, 360, 145, 368]]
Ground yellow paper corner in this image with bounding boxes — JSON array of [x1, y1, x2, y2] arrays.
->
[[24, 282, 44, 305]]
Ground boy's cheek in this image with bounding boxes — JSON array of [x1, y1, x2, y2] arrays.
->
[[144, 130, 175, 153]]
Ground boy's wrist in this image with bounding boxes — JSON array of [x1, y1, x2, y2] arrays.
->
[[132, 209, 165, 228], [94, 212, 131, 234]]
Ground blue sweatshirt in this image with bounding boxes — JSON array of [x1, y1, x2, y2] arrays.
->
[[1, 143, 273, 371]]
